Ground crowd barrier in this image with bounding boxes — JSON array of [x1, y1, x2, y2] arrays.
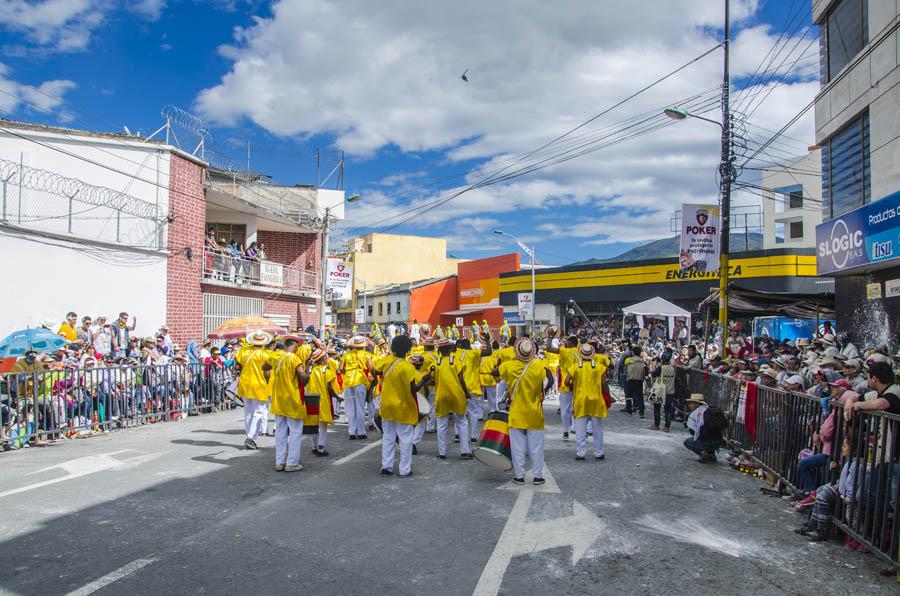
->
[[0, 363, 235, 447], [677, 366, 899, 571]]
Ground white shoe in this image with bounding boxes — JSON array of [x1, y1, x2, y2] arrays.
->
[[284, 464, 304, 472], [275, 464, 285, 471]]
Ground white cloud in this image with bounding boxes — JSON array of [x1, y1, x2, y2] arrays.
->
[[0, 63, 77, 117], [131, 0, 167, 20], [199, 0, 817, 251]]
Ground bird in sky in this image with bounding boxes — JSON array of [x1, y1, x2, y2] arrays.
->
[[460, 68, 469, 82]]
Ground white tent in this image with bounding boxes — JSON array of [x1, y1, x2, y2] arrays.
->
[[622, 297, 691, 339]]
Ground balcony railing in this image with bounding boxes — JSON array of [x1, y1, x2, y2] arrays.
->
[[202, 249, 319, 295]]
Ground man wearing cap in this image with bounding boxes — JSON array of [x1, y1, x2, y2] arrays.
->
[[499, 338, 554, 484], [684, 394, 723, 463], [433, 338, 472, 459], [235, 331, 274, 450], [568, 343, 608, 460], [339, 336, 372, 440], [262, 336, 310, 471]]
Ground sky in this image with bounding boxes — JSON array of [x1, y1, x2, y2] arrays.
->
[[0, 0, 820, 265]]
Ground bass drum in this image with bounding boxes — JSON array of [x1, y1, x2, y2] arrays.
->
[[302, 392, 320, 435], [473, 410, 512, 471]]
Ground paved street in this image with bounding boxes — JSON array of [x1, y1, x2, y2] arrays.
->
[[0, 402, 895, 596]]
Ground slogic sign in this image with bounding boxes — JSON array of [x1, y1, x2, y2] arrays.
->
[[816, 190, 900, 275]]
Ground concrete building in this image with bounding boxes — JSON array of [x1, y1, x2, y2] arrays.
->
[[812, 0, 900, 343], [0, 119, 343, 344], [761, 151, 822, 249]]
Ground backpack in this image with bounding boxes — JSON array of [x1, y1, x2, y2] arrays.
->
[[703, 407, 728, 435]]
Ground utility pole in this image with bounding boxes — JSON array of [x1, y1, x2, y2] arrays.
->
[[319, 207, 330, 341], [530, 244, 536, 334], [718, 0, 732, 355]]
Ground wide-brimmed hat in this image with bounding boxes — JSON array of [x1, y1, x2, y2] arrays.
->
[[311, 348, 328, 363], [760, 368, 778, 380], [514, 337, 536, 361], [578, 343, 595, 360], [408, 354, 424, 366], [867, 352, 892, 365], [246, 331, 273, 346], [842, 358, 863, 371], [437, 337, 455, 348], [818, 356, 841, 369], [784, 374, 804, 386], [282, 334, 303, 343], [820, 333, 836, 346], [422, 336, 435, 346], [796, 338, 811, 347], [544, 325, 559, 338], [347, 335, 367, 348], [686, 393, 706, 405], [802, 352, 818, 365]]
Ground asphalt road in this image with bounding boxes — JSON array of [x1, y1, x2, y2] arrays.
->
[[0, 399, 895, 596]]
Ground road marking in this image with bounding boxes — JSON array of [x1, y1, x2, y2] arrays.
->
[[64, 556, 159, 596], [332, 440, 380, 466], [1, 450, 167, 499], [473, 464, 605, 596]]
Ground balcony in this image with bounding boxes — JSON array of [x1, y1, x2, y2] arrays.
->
[[202, 249, 319, 298]]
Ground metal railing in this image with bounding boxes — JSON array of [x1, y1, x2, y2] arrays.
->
[[678, 366, 899, 570], [1, 363, 236, 447], [202, 248, 319, 294]]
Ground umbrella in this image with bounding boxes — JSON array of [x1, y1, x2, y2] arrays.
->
[[0, 328, 71, 357], [208, 316, 287, 340]]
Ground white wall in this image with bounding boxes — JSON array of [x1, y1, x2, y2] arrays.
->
[[205, 208, 259, 244], [0, 235, 167, 338], [761, 152, 822, 249]]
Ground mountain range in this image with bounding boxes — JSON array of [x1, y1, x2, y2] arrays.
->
[[577, 232, 764, 265]]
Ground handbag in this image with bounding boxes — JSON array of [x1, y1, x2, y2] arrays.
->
[[649, 379, 667, 404]]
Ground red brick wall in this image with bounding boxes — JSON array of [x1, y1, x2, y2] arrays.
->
[[203, 285, 319, 331], [166, 153, 206, 345], [256, 231, 320, 272]]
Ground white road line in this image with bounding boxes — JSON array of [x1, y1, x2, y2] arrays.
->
[[332, 440, 380, 466], [64, 557, 159, 596]]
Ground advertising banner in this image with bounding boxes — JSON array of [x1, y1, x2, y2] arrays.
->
[[517, 292, 533, 321], [679, 204, 721, 273], [325, 258, 353, 300], [816, 190, 900, 275], [354, 308, 365, 324]]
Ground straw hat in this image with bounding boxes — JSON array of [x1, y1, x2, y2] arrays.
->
[[437, 337, 456, 348], [760, 368, 778, 380], [246, 331, 273, 346], [311, 348, 328, 363], [514, 337, 536, 361], [796, 338, 811, 347], [820, 333, 836, 346], [423, 337, 435, 347], [818, 356, 841, 369], [578, 343, 595, 360], [686, 393, 706, 405], [408, 354, 424, 366], [842, 358, 863, 371], [347, 335, 367, 348], [544, 325, 559, 338]]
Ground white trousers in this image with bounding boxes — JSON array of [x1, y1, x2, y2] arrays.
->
[[367, 398, 378, 423], [274, 415, 303, 466], [412, 418, 426, 444], [381, 420, 414, 476], [575, 416, 604, 458], [317, 422, 328, 449], [559, 392, 574, 433], [343, 385, 367, 436], [497, 380, 509, 403], [467, 397, 483, 439], [484, 385, 498, 413], [243, 398, 269, 440], [437, 414, 471, 456], [509, 428, 544, 479], [425, 390, 436, 431]]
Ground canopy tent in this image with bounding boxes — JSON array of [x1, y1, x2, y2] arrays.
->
[[699, 286, 835, 320], [621, 297, 692, 339]]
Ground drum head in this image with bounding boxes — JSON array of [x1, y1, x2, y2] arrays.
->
[[474, 447, 512, 471], [416, 394, 431, 417]]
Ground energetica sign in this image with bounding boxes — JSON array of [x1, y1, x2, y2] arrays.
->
[[816, 190, 900, 275]]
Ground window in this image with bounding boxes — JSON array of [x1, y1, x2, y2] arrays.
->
[[378, 303, 383, 316], [387, 302, 392, 315], [396, 301, 401, 315], [775, 223, 785, 244], [822, 112, 870, 219], [206, 223, 247, 247], [821, 0, 868, 83], [367, 305, 373, 316], [789, 221, 804, 240], [789, 190, 803, 209], [774, 185, 802, 213]]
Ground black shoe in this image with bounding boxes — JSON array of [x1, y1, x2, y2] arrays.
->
[[533, 477, 545, 485], [794, 523, 815, 535], [460, 453, 474, 460], [639, 414, 645, 420], [698, 452, 717, 463], [575, 455, 585, 461], [243, 438, 257, 450], [399, 471, 413, 478], [438, 454, 446, 460], [359, 434, 368, 440], [454, 436, 460, 443], [380, 468, 393, 476], [349, 435, 358, 440], [412, 445, 418, 455], [563, 432, 569, 440], [470, 438, 477, 444], [512, 477, 525, 485], [318, 450, 330, 457], [595, 454, 605, 461]]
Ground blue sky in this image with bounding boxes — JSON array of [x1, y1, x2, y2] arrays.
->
[[1, 0, 819, 265]]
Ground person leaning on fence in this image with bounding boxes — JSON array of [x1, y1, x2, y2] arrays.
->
[[683, 393, 725, 463]]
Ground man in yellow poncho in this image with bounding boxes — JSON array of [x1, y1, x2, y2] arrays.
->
[[459, 336, 492, 442], [263, 336, 310, 471], [235, 331, 274, 450], [554, 335, 579, 438], [568, 343, 608, 461], [339, 336, 372, 439], [432, 338, 472, 460], [498, 338, 554, 485], [308, 348, 339, 456]]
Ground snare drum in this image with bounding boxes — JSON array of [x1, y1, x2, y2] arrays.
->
[[473, 410, 512, 471], [416, 394, 431, 419], [303, 393, 320, 435]]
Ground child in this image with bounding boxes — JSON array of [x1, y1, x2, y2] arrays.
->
[[795, 437, 861, 545], [308, 349, 339, 456]]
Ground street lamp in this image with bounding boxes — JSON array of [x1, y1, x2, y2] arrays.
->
[[494, 229, 536, 335], [319, 192, 361, 340]]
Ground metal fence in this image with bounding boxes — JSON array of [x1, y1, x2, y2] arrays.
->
[[0, 363, 236, 447], [678, 366, 899, 570], [202, 249, 319, 294]]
